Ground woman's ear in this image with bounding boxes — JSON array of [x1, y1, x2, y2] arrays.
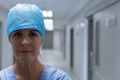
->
[[9, 36, 12, 43], [40, 40, 44, 46], [8, 33, 12, 43]]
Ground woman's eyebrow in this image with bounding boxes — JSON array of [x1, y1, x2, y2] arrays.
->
[[32, 30, 38, 32], [30, 30, 39, 33], [13, 30, 21, 33]]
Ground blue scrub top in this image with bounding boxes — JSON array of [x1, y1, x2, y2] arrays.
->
[[0, 65, 72, 80]]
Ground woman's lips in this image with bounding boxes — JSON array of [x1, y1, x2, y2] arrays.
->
[[19, 51, 33, 54]]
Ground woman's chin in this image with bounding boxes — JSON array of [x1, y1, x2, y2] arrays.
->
[[16, 57, 35, 63]]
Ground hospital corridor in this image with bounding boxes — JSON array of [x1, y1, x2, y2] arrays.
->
[[0, 0, 120, 80]]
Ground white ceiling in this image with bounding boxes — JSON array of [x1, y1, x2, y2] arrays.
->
[[0, 0, 91, 28]]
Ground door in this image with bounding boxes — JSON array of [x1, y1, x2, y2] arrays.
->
[[70, 28, 74, 68], [87, 15, 94, 80]]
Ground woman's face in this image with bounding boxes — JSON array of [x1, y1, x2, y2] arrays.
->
[[10, 29, 43, 62]]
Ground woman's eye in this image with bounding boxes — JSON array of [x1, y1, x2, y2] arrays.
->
[[13, 32, 22, 37], [30, 32, 38, 37]]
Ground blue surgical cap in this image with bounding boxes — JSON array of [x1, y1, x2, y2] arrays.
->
[[7, 3, 45, 38]]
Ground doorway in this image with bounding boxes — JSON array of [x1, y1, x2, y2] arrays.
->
[[87, 15, 94, 80], [70, 28, 74, 68]]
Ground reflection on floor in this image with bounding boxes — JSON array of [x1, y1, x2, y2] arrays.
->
[[39, 49, 78, 80]]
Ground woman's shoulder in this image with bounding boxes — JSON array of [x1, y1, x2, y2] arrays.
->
[[0, 66, 11, 75], [40, 65, 72, 80], [45, 65, 66, 74], [0, 65, 15, 80]]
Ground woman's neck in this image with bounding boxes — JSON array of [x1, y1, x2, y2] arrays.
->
[[13, 59, 44, 80]]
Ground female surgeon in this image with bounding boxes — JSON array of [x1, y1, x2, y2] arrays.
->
[[0, 3, 71, 80]]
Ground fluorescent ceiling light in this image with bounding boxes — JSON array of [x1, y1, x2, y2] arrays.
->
[[45, 23, 54, 31], [44, 19, 53, 24], [42, 10, 53, 18], [42, 10, 48, 17], [48, 10, 53, 17]]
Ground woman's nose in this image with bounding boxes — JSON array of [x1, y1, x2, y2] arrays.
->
[[21, 37, 31, 46]]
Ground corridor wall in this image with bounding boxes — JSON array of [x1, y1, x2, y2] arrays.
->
[[93, 1, 120, 80], [65, 19, 88, 80], [0, 6, 13, 69]]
